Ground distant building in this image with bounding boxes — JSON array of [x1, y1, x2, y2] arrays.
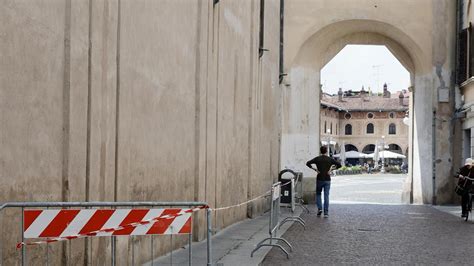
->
[[320, 85, 409, 165]]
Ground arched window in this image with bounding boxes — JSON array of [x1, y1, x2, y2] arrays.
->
[[324, 121, 327, 134], [345, 124, 352, 135], [330, 123, 333, 134], [389, 123, 396, 135], [366, 123, 374, 134]]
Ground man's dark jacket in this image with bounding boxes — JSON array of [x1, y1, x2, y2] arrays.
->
[[306, 155, 341, 181]]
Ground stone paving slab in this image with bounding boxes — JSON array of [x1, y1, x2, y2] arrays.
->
[[147, 207, 302, 266], [262, 204, 474, 265]]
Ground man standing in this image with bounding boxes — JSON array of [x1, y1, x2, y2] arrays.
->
[[306, 146, 341, 218]]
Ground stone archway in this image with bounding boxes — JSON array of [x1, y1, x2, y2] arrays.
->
[[281, 1, 456, 204], [388, 144, 403, 154], [362, 144, 376, 154], [345, 144, 358, 152]]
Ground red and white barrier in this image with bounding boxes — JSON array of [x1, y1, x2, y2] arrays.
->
[[18, 206, 208, 247]]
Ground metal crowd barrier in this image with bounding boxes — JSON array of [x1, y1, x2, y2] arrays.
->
[[0, 201, 211, 266], [278, 169, 306, 229], [294, 171, 310, 214], [251, 182, 293, 259]]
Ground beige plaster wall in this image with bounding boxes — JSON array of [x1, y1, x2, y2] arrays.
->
[[0, 0, 281, 264]]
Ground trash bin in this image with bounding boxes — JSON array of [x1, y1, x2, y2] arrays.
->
[[278, 169, 297, 210]]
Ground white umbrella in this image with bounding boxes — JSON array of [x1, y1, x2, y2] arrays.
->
[[379, 150, 406, 159], [340, 141, 346, 166], [366, 150, 406, 159], [334, 150, 367, 158]]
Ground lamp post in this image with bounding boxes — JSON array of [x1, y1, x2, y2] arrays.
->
[[381, 135, 385, 173], [326, 129, 331, 157]]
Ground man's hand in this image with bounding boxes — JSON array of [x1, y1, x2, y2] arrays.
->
[[328, 165, 336, 175], [460, 174, 465, 179]]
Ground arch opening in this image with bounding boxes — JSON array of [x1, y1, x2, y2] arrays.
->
[[282, 18, 435, 204]]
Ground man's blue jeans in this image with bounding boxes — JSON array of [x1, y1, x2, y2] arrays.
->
[[316, 180, 331, 214]]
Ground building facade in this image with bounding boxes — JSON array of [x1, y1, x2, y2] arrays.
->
[[459, 0, 474, 166], [320, 85, 409, 162]]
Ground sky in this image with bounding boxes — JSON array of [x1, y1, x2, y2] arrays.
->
[[320, 45, 410, 95]]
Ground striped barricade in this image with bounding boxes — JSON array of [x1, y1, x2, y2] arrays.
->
[[0, 202, 210, 266], [19, 207, 200, 247]]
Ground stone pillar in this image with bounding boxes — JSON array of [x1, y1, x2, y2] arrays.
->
[[411, 75, 434, 204], [281, 66, 320, 177]]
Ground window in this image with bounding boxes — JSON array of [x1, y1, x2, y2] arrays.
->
[[366, 123, 374, 134], [330, 123, 333, 134], [367, 112, 374, 119], [389, 112, 395, 119], [458, 26, 469, 84], [344, 113, 352, 119], [324, 121, 327, 133], [345, 124, 352, 135], [457, 23, 474, 85], [389, 123, 396, 135]]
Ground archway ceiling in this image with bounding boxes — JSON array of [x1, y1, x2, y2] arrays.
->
[[289, 19, 429, 74]]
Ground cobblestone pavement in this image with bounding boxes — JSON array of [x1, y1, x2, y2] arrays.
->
[[262, 204, 473, 265]]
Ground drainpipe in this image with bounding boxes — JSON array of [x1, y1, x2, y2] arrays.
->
[[409, 86, 414, 204], [453, 0, 461, 203], [432, 110, 437, 205], [279, 0, 286, 84]]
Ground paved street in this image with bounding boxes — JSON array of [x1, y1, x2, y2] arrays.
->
[[263, 174, 471, 265], [262, 204, 473, 265]]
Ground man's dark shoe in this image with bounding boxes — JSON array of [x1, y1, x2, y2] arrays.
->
[[324, 213, 329, 218], [317, 210, 322, 216], [462, 213, 467, 218]]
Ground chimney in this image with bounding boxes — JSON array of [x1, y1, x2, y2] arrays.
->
[[383, 83, 390, 98], [360, 86, 366, 101], [338, 88, 343, 101], [399, 92, 404, 105]]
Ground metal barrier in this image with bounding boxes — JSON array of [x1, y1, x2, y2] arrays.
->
[[278, 169, 306, 229], [0, 201, 211, 266], [251, 182, 293, 259], [294, 171, 310, 214]]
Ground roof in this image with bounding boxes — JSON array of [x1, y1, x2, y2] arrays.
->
[[321, 95, 409, 112]]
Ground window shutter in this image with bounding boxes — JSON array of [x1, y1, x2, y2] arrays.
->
[[458, 28, 468, 84]]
